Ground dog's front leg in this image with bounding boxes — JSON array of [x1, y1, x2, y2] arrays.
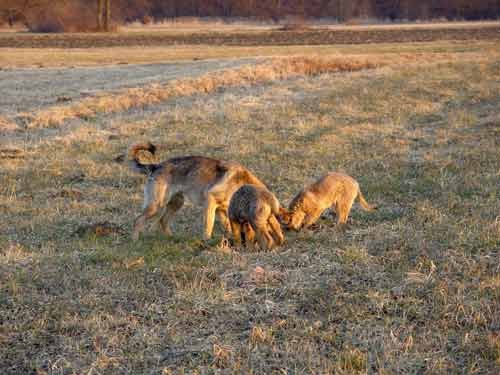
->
[[217, 208, 232, 233], [303, 209, 323, 230], [203, 194, 218, 240]]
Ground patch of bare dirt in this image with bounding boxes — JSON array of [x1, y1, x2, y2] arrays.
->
[[0, 26, 498, 48]]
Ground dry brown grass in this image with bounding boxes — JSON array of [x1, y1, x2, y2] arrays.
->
[[14, 49, 494, 130], [1, 40, 497, 68], [0, 116, 19, 131], [1, 41, 499, 373], [23, 57, 382, 129]]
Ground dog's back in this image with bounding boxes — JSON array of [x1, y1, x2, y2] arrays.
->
[[166, 156, 228, 184], [128, 143, 226, 181], [228, 185, 279, 225], [309, 172, 359, 208]]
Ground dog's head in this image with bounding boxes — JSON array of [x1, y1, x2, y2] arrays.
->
[[278, 207, 292, 226], [278, 207, 301, 231]]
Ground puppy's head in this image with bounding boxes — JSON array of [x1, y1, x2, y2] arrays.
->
[[278, 207, 297, 231]]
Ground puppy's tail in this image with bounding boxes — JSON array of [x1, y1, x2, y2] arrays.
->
[[358, 188, 377, 212], [128, 142, 160, 175]]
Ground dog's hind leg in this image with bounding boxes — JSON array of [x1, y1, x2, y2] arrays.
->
[[133, 204, 162, 241], [337, 193, 357, 226], [159, 192, 184, 236], [133, 179, 167, 241]]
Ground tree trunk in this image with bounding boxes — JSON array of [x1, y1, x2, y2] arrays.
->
[[8, 9, 14, 27], [97, 0, 104, 30], [104, 0, 111, 31]]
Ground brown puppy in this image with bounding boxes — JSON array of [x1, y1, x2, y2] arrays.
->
[[279, 172, 376, 231], [128, 142, 266, 241], [228, 184, 284, 250]]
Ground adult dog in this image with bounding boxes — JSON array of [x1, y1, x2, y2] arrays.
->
[[128, 142, 266, 241]]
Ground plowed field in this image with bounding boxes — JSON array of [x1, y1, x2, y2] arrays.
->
[[1, 25, 499, 48]]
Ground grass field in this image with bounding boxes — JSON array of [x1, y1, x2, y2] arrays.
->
[[1, 28, 499, 373], [2, 40, 498, 69]]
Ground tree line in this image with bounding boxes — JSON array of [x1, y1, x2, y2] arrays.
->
[[126, 0, 500, 21], [1, 1, 499, 32]]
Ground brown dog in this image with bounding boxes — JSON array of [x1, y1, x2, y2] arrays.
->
[[228, 184, 284, 250], [128, 142, 266, 241], [279, 172, 376, 231]]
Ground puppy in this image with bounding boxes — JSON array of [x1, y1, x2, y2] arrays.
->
[[228, 184, 285, 250], [279, 172, 376, 231]]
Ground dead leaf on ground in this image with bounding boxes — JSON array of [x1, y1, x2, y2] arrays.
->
[[113, 154, 126, 163]]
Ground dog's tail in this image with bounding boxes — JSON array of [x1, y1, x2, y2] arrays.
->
[[128, 142, 160, 175], [358, 188, 377, 212]]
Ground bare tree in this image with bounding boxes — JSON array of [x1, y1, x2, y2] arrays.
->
[[97, 0, 104, 29], [3, 0, 500, 29], [104, 0, 111, 31], [96, 0, 111, 31]]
